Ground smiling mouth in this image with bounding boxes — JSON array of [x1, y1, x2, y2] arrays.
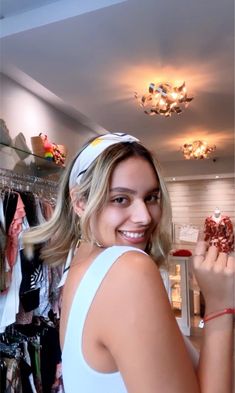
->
[[119, 230, 146, 239]]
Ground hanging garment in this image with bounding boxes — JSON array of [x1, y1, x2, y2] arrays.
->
[[0, 224, 7, 292], [0, 357, 7, 392], [35, 197, 46, 225], [0, 196, 6, 231], [15, 301, 34, 326], [18, 192, 39, 228], [22, 340, 37, 393], [0, 196, 7, 292], [204, 215, 234, 253], [42, 202, 54, 220], [40, 324, 62, 393], [49, 265, 64, 318], [51, 362, 64, 393], [15, 320, 61, 393], [33, 263, 51, 318], [0, 219, 29, 332], [0, 249, 22, 332], [5, 193, 26, 271], [19, 247, 43, 313], [3, 192, 18, 235], [5, 357, 22, 393]]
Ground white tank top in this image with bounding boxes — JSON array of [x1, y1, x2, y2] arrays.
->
[[62, 245, 145, 393]]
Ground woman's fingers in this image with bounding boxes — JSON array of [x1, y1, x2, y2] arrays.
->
[[194, 242, 235, 275], [193, 242, 220, 269], [204, 245, 219, 263], [193, 243, 234, 309], [194, 241, 207, 267], [226, 255, 235, 272], [214, 252, 228, 271], [194, 241, 207, 256]]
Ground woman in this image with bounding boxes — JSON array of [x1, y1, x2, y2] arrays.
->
[[24, 133, 234, 393]]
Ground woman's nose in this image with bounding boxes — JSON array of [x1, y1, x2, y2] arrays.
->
[[131, 200, 152, 225]]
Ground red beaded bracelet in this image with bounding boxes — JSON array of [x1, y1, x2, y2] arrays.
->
[[199, 308, 235, 328]]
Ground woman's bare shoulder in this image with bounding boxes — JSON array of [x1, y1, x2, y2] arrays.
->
[[97, 249, 199, 393], [110, 249, 164, 291], [98, 248, 169, 329], [115, 248, 160, 274]]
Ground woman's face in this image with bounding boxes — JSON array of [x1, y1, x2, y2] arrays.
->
[[91, 156, 161, 250]]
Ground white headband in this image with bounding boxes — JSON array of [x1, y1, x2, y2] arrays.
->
[[69, 132, 139, 189]]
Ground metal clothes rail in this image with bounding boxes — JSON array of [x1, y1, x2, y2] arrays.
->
[[0, 168, 58, 201]]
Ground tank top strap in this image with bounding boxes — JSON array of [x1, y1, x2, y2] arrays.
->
[[63, 245, 146, 363], [58, 247, 75, 288], [76, 245, 145, 327]]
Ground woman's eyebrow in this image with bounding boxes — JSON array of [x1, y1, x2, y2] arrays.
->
[[110, 187, 160, 194], [110, 187, 136, 194]]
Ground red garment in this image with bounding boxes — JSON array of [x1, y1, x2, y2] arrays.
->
[[43, 201, 54, 219], [6, 193, 26, 269], [172, 249, 192, 257], [204, 215, 234, 253]]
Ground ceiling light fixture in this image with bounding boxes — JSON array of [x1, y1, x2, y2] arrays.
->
[[182, 140, 216, 160], [135, 81, 193, 117]]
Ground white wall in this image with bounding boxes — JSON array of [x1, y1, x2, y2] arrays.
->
[[162, 157, 234, 178], [0, 73, 98, 161]]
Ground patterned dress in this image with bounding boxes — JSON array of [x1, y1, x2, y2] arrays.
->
[[204, 215, 234, 253]]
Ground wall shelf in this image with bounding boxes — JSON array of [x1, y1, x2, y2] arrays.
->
[[0, 143, 64, 181]]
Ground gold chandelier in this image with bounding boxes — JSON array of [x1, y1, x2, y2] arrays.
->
[[135, 81, 193, 117], [182, 140, 216, 159]]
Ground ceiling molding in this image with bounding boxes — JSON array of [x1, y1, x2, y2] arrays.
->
[[165, 173, 235, 182], [0, 0, 127, 38], [1, 67, 107, 135]]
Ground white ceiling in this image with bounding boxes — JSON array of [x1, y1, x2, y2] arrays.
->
[[0, 0, 58, 18], [0, 0, 234, 175]]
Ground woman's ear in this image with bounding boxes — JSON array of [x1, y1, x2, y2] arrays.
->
[[70, 189, 86, 217]]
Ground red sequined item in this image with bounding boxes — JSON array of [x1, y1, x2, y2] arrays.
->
[[204, 215, 234, 253], [172, 249, 192, 257]]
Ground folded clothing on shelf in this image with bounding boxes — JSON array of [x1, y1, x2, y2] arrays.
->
[[172, 249, 192, 257]]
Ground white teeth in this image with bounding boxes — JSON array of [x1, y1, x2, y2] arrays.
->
[[122, 231, 144, 239]]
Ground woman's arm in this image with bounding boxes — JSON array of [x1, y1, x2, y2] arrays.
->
[[98, 247, 234, 393], [198, 314, 233, 393], [98, 251, 200, 393], [193, 242, 234, 393]]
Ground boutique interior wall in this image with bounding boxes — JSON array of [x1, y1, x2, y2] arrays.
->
[[0, 73, 98, 161], [166, 177, 235, 250], [1, 72, 234, 242]]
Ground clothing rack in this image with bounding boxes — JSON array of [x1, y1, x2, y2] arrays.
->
[[0, 319, 63, 393], [0, 168, 58, 201], [0, 169, 64, 392]]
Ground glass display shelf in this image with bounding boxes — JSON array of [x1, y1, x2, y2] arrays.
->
[[0, 142, 64, 181], [167, 256, 194, 336], [170, 263, 182, 317]]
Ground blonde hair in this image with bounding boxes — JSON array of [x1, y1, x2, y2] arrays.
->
[[23, 139, 172, 267]]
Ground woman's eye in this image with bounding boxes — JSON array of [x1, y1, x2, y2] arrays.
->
[[111, 196, 128, 205], [145, 194, 160, 203]]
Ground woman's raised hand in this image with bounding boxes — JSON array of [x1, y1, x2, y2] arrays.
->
[[193, 241, 235, 313]]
